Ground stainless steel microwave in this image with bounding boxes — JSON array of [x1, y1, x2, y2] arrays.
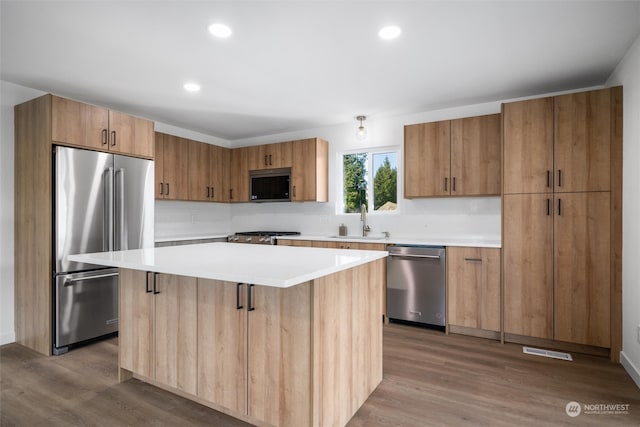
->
[[250, 168, 291, 202]]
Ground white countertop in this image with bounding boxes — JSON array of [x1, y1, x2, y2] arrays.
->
[[67, 243, 388, 288], [275, 234, 501, 248]]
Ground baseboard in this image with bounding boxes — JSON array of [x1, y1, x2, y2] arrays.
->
[[620, 351, 640, 390], [0, 331, 16, 346]]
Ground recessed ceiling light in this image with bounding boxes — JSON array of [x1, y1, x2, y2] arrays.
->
[[184, 82, 201, 92], [378, 25, 401, 40], [208, 23, 232, 38]]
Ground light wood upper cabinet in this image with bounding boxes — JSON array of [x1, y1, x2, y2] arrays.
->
[[503, 194, 554, 339], [447, 247, 501, 332], [404, 120, 451, 198], [450, 114, 501, 196], [554, 192, 610, 347], [405, 114, 500, 198], [107, 110, 154, 158], [248, 142, 293, 170], [554, 89, 611, 193], [51, 96, 109, 150], [503, 97, 554, 194], [188, 139, 210, 201], [230, 147, 250, 202], [504, 89, 611, 194], [291, 138, 328, 202], [155, 132, 189, 200], [51, 95, 153, 158], [187, 140, 230, 202], [212, 145, 231, 202]]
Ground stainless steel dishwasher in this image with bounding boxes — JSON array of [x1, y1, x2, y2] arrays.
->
[[386, 245, 446, 327]]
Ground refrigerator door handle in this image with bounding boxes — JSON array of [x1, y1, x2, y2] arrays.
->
[[115, 168, 125, 250], [105, 168, 114, 251]]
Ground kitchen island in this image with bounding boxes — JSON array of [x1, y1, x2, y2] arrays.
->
[[68, 243, 387, 427]]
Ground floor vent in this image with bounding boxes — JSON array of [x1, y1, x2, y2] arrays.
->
[[523, 346, 573, 361]]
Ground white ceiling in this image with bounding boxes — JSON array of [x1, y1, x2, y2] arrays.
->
[[2, 1, 639, 142]]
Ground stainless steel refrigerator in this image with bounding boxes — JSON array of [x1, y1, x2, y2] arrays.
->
[[53, 146, 154, 354]]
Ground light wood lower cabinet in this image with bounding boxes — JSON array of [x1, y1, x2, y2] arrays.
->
[[154, 274, 198, 395], [119, 269, 154, 378], [503, 194, 554, 339], [276, 239, 386, 251], [119, 270, 197, 392], [503, 192, 611, 347], [554, 192, 610, 347], [447, 247, 501, 332], [197, 280, 247, 414], [119, 261, 384, 427]]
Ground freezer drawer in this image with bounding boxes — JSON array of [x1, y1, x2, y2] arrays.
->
[[386, 246, 446, 326], [54, 269, 119, 350]]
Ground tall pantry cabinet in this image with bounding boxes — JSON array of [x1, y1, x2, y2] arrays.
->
[[502, 87, 622, 359]]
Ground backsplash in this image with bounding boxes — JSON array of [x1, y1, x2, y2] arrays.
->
[[230, 197, 501, 239], [155, 200, 232, 239], [155, 197, 500, 241]]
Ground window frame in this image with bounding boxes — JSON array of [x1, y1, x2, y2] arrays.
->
[[337, 146, 401, 215]]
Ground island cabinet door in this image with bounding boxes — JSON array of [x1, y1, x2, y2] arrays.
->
[[154, 274, 198, 395], [119, 269, 155, 378], [248, 283, 312, 427], [197, 280, 248, 414]]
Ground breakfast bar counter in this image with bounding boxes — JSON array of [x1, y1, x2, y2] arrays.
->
[[68, 243, 387, 427]]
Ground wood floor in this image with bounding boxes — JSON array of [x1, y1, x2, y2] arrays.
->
[[2, 323, 639, 426]]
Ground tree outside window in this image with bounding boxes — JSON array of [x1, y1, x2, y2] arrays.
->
[[343, 151, 397, 214]]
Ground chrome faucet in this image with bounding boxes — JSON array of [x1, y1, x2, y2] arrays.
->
[[360, 204, 371, 237]]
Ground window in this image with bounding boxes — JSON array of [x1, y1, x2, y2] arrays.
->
[[342, 150, 398, 214]]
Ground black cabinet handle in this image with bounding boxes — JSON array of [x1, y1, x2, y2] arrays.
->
[[102, 129, 108, 145], [230, 189, 233, 200], [146, 272, 152, 293], [264, 155, 268, 166], [293, 185, 296, 198], [111, 130, 116, 146], [153, 273, 160, 294], [247, 284, 255, 311], [159, 182, 164, 195], [464, 258, 482, 262], [207, 186, 210, 198], [236, 283, 244, 310], [269, 154, 273, 165], [452, 177, 456, 192], [444, 177, 448, 192], [557, 198, 562, 216], [557, 169, 562, 187], [165, 183, 170, 195], [546, 198, 551, 216], [211, 186, 214, 199], [546, 170, 551, 188]]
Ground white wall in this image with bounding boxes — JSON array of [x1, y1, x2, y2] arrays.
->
[[0, 81, 46, 345], [607, 32, 640, 388]]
